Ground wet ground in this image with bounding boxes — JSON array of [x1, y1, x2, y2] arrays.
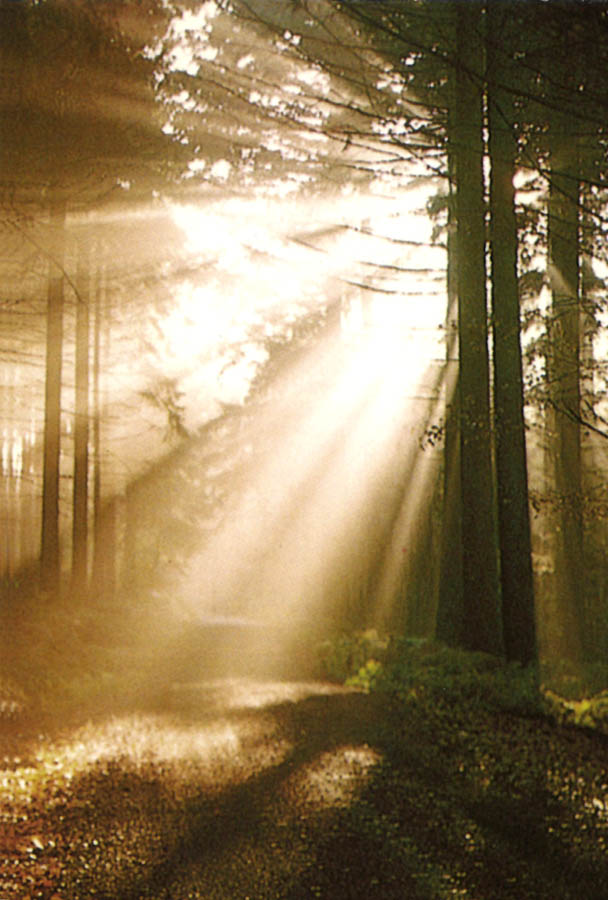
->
[[1, 677, 608, 899]]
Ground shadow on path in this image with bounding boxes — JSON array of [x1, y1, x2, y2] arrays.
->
[[6, 679, 608, 899]]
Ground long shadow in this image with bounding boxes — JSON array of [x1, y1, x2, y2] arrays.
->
[[51, 689, 387, 900], [279, 698, 608, 899], [334, 703, 608, 900], [46, 689, 608, 900]]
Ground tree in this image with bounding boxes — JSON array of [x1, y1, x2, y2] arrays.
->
[[452, 2, 502, 655], [546, 105, 583, 664], [154, 0, 608, 665], [8, 0, 608, 675], [71, 232, 91, 595], [91, 246, 118, 603], [486, 2, 536, 665], [40, 194, 66, 593], [435, 153, 463, 646]]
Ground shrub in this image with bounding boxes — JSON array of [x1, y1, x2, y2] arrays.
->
[[318, 632, 543, 715], [378, 638, 542, 716], [317, 629, 388, 684], [346, 658, 384, 692]]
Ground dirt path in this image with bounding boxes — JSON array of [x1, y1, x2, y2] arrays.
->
[[2, 678, 608, 899]]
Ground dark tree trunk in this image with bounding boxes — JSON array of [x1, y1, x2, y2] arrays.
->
[[435, 170, 464, 645], [486, 6, 536, 665], [40, 194, 66, 594], [71, 236, 90, 594], [453, 3, 503, 655]]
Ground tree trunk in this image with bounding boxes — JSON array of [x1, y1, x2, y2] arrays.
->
[[40, 193, 66, 594], [580, 248, 601, 659], [486, 6, 536, 665], [91, 249, 117, 601], [453, 3, 503, 655], [71, 235, 90, 595], [435, 169, 464, 645], [546, 130, 583, 664]]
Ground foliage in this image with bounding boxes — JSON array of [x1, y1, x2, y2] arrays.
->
[[319, 632, 544, 715], [0, 592, 154, 724], [345, 658, 384, 693], [317, 629, 389, 685], [378, 638, 543, 716], [540, 657, 608, 733], [139, 377, 189, 441], [0, 0, 171, 200], [419, 420, 444, 450], [544, 689, 608, 732], [320, 631, 608, 736]]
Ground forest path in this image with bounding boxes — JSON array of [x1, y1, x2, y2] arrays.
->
[[2, 677, 608, 899]]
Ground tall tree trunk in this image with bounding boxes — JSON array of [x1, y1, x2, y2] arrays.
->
[[91, 249, 117, 601], [435, 170, 464, 645], [580, 247, 600, 658], [92, 248, 102, 570], [453, 3, 503, 655], [486, 5, 536, 665], [71, 235, 90, 594], [546, 129, 583, 664], [40, 193, 66, 594]]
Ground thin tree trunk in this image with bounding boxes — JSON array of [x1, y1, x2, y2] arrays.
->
[[91, 249, 117, 601], [487, 6, 536, 665], [92, 248, 102, 564], [71, 235, 90, 594], [40, 193, 66, 594], [453, 3, 503, 655]]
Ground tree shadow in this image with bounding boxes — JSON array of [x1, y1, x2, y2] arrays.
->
[[38, 688, 608, 899], [49, 689, 387, 899]]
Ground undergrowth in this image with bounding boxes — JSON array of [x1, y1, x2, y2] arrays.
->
[[0, 595, 155, 724], [317, 631, 608, 731], [378, 637, 543, 717], [319, 632, 541, 713]]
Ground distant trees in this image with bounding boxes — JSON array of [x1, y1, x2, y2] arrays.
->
[[0, 0, 177, 599], [39, 195, 67, 593], [71, 233, 91, 595]]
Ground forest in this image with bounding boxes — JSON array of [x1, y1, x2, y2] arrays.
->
[[2, 1, 608, 897]]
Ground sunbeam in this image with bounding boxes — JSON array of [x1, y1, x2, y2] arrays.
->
[[162, 228, 446, 674]]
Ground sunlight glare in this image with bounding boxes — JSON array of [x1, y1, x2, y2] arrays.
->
[[160, 183, 446, 652]]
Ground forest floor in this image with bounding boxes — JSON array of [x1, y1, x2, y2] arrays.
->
[[1, 674, 608, 900]]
